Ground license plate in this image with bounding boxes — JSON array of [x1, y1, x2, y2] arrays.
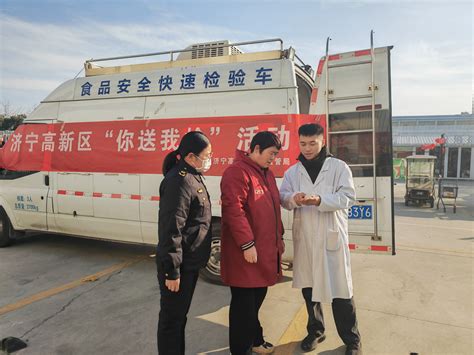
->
[[348, 205, 372, 219]]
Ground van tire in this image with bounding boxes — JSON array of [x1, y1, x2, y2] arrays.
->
[[200, 219, 222, 285], [0, 209, 13, 247]]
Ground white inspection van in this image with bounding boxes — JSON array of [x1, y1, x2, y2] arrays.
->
[[0, 35, 394, 283]]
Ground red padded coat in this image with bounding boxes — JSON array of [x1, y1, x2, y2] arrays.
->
[[220, 150, 284, 287]]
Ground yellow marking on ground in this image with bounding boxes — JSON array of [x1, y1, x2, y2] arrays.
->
[[275, 303, 307, 354], [0, 257, 144, 316]]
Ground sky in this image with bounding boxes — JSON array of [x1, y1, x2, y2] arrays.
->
[[0, 0, 472, 116]]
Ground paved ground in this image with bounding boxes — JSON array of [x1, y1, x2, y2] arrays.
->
[[275, 181, 473, 355], [0, 181, 472, 354]]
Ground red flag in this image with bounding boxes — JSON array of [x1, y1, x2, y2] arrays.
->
[[421, 143, 436, 151]]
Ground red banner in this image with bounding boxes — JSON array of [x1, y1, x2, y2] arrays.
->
[[420, 143, 436, 151], [0, 114, 325, 177]]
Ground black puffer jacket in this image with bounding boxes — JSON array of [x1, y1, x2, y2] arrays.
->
[[156, 160, 212, 280]]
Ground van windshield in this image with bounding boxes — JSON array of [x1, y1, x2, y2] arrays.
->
[[408, 161, 433, 176]]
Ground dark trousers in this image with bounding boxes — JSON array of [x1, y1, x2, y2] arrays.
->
[[229, 286, 268, 355], [302, 288, 361, 347], [157, 270, 199, 355]]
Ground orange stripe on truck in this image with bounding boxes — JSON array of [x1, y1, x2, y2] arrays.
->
[[371, 245, 390, 252], [355, 49, 371, 57]]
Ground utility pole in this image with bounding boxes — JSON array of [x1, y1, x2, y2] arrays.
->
[[439, 133, 446, 178]]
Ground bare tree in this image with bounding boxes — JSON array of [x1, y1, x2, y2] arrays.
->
[[0, 100, 26, 130], [0, 100, 26, 118], [0, 100, 12, 118]]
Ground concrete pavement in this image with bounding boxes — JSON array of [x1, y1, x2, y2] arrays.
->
[[0, 181, 472, 354], [274, 181, 473, 354]]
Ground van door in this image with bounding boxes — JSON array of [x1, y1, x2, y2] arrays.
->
[[311, 45, 395, 254], [92, 173, 142, 243], [51, 172, 94, 235], [0, 171, 50, 231], [140, 174, 162, 245], [0, 122, 52, 231]]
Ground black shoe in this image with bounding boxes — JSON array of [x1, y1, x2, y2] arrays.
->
[[252, 341, 274, 354], [345, 343, 362, 355], [300, 333, 326, 352]]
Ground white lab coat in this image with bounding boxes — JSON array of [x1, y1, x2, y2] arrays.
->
[[280, 157, 356, 303]]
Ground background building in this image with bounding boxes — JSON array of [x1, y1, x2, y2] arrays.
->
[[393, 113, 474, 180]]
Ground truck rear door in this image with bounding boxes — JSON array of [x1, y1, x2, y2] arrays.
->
[[311, 44, 395, 254]]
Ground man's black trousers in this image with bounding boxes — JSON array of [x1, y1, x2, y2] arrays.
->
[[157, 270, 199, 355], [302, 288, 361, 347], [229, 286, 268, 355]]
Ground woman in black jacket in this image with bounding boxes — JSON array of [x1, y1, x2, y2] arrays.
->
[[156, 131, 213, 355]]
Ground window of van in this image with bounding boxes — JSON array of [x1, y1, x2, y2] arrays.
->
[[296, 73, 312, 114], [329, 109, 392, 177], [0, 170, 38, 180]]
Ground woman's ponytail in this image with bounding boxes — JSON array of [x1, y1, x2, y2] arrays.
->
[[162, 150, 180, 175]]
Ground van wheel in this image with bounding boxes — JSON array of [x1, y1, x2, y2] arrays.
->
[[200, 219, 222, 285], [0, 209, 14, 247]]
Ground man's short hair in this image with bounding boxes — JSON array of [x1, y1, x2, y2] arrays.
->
[[250, 131, 282, 152], [298, 123, 324, 137]]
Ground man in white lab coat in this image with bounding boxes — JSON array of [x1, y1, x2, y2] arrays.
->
[[280, 123, 361, 355]]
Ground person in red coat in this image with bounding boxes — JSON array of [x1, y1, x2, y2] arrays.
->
[[221, 131, 285, 355]]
